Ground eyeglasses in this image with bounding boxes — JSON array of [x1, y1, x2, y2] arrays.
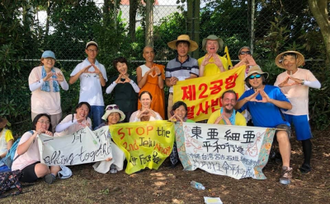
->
[[240, 51, 251, 55], [87, 49, 98, 52], [106, 105, 119, 110], [38, 120, 50, 125], [249, 74, 261, 79]]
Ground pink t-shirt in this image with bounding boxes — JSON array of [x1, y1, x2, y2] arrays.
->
[[29, 66, 68, 115], [274, 68, 318, 116], [12, 131, 40, 171]]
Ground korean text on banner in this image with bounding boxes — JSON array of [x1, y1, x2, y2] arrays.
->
[[175, 123, 275, 180], [173, 65, 245, 121], [110, 121, 175, 174], [38, 126, 112, 166]]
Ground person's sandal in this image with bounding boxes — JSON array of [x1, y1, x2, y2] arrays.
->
[[279, 166, 292, 185]]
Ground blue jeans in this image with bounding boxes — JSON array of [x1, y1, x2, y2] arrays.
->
[[88, 105, 104, 130]]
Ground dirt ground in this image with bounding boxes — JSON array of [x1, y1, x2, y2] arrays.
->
[[2, 128, 330, 204]]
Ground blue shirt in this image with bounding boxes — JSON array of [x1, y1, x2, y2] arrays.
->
[[238, 85, 290, 128]]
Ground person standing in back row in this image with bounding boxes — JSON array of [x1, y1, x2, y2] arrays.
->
[[69, 41, 107, 129], [274, 51, 321, 174]]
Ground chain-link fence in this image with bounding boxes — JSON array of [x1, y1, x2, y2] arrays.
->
[[1, 0, 328, 133]]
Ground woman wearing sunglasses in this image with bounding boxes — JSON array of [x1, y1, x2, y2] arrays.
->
[[129, 91, 162, 122], [55, 102, 92, 136], [93, 104, 126, 174]]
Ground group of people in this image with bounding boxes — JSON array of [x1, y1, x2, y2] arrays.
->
[[0, 34, 321, 186]]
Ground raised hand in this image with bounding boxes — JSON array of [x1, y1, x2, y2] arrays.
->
[[259, 90, 270, 103], [115, 74, 124, 84], [201, 54, 212, 66], [213, 54, 224, 69], [56, 72, 64, 82], [91, 64, 101, 74], [288, 76, 304, 85], [43, 72, 54, 81], [170, 77, 178, 86]]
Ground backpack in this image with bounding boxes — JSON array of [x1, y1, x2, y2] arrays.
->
[[0, 170, 22, 198], [2, 130, 33, 170]]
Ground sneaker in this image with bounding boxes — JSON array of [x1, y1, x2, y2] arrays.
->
[[110, 164, 118, 174], [279, 166, 292, 185], [299, 163, 311, 174], [44, 173, 56, 184]]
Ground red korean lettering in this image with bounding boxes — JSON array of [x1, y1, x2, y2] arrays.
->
[[196, 101, 210, 116], [225, 73, 238, 89], [210, 79, 223, 95], [210, 98, 221, 112], [187, 106, 195, 119], [181, 85, 196, 101]]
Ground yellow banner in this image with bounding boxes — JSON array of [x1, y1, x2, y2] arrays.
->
[[173, 65, 245, 121], [110, 121, 175, 174]]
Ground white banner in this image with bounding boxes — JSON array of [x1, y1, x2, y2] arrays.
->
[[38, 126, 112, 166], [176, 123, 275, 180]]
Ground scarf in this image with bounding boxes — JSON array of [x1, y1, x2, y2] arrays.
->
[[41, 66, 60, 92], [220, 107, 236, 125]]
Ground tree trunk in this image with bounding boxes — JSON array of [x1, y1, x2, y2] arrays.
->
[[129, 0, 139, 41], [145, 0, 154, 47], [308, 0, 330, 66], [187, 0, 200, 59]]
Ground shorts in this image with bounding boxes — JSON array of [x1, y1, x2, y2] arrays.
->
[[275, 124, 291, 139], [20, 162, 39, 183], [284, 114, 312, 141]]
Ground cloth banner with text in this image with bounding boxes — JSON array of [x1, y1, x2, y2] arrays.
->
[[38, 126, 111, 166], [175, 122, 275, 180], [173, 65, 245, 121], [110, 121, 175, 174]]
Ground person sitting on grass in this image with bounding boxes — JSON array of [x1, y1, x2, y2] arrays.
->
[[12, 113, 61, 184], [0, 117, 14, 161], [93, 104, 126, 174], [207, 90, 246, 126], [129, 91, 162, 122], [55, 102, 92, 136], [168, 101, 194, 167]]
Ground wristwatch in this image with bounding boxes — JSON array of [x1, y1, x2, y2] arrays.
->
[[301, 79, 305, 85]]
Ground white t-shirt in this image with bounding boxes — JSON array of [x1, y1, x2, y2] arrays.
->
[[274, 68, 319, 116], [71, 59, 107, 106], [12, 131, 40, 171]]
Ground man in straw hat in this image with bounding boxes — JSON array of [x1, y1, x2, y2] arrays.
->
[[198, 34, 229, 77], [165, 34, 199, 118], [274, 51, 321, 174], [235, 65, 293, 185]]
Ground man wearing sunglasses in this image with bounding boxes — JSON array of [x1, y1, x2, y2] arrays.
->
[[235, 65, 293, 185], [274, 51, 321, 174], [232, 46, 257, 72]]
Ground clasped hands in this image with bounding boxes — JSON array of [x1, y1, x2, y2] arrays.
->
[[147, 66, 161, 78]]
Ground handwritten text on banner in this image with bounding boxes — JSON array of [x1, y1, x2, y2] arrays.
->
[[175, 123, 275, 180], [38, 126, 111, 166], [110, 121, 175, 174]]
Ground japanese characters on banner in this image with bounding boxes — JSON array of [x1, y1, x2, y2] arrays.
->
[[38, 126, 111, 166], [175, 122, 275, 180], [173, 65, 245, 121], [110, 121, 175, 174]]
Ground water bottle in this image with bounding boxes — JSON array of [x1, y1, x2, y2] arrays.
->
[[190, 180, 205, 190]]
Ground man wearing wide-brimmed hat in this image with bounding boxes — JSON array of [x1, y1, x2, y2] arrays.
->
[[165, 34, 199, 118], [235, 65, 294, 185], [274, 51, 321, 174], [198, 34, 229, 77]]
